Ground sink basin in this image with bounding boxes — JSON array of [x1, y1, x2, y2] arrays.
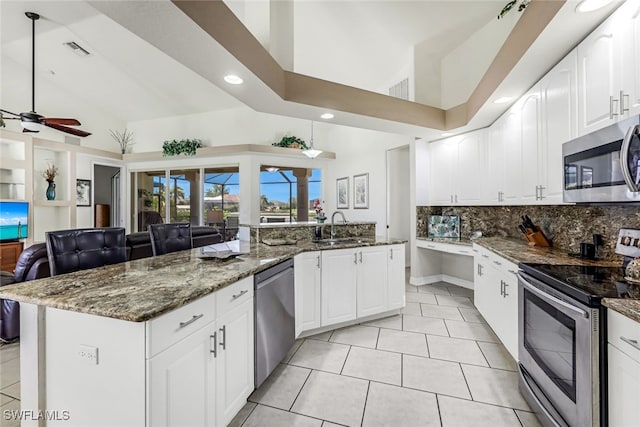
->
[[314, 238, 371, 246]]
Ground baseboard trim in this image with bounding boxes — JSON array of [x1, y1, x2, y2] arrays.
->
[[409, 274, 473, 289]]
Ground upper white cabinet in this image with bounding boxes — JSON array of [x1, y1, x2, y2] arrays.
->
[[577, 0, 640, 135], [501, 109, 523, 204], [428, 140, 456, 205], [520, 87, 542, 204]]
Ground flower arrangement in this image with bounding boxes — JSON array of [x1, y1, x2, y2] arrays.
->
[[110, 129, 135, 154], [314, 199, 326, 219], [42, 161, 58, 182]]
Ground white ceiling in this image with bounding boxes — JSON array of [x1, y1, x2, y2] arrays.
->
[[0, 0, 625, 141]]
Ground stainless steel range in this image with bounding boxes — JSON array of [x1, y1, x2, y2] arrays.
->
[[517, 261, 640, 427]]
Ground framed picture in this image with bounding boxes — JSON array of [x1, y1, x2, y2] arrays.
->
[[336, 177, 349, 209], [76, 179, 91, 206], [353, 173, 369, 209]]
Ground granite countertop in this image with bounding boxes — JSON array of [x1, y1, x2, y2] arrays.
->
[[0, 237, 405, 323], [416, 237, 473, 246], [242, 221, 376, 228], [602, 299, 640, 323]]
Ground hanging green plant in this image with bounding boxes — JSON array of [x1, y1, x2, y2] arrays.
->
[[272, 136, 309, 150], [162, 138, 203, 156]]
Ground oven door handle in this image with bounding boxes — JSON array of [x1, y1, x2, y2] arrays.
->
[[519, 273, 588, 318], [620, 123, 640, 193]]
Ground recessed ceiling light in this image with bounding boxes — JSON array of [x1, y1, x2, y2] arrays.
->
[[224, 75, 243, 85], [494, 97, 513, 104], [442, 132, 454, 137], [576, 0, 612, 13], [320, 113, 334, 119]]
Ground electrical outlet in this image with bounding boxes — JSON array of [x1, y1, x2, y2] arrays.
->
[[78, 345, 98, 365]]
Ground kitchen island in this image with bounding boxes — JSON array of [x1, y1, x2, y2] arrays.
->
[[0, 237, 406, 427]]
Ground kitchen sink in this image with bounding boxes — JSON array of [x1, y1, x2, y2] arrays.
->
[[313, 238, 371, 246]]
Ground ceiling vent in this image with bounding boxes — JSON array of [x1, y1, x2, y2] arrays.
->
[[389, 78, 409, 100], [63, 41, 91, 57]]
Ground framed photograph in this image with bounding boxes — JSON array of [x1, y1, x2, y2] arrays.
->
[[427, 215, 460, 239], [353, 173, 369, 209], [76, 179, 91, 206], [336, 177, 349, 209]]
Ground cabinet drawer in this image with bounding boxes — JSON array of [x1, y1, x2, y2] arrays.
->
[[216, 276, 254, 317], [146, 292, 216, 358], [608, 309, 640, 364]]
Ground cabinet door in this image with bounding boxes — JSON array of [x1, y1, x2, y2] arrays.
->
[[321, 249, 357, 325], [486, 121, 506, 204], [540, 51, 577, 204], [387, 245, 406, 310], [216, 299, 254, 427], [356, 246, 388, 318], [608, 343, 640, 427], [577, 15, 623, 135], [520, 89, 542, 204], [148, 324, 216, 427], [429, 140, 455, 205], [502, 109, 522, 204], [499, 268, 519, 361], [456, 130, 485, 205], [294, 252, 322, 336], [473, 253, 493, 321], [622, 0, 640, 117]]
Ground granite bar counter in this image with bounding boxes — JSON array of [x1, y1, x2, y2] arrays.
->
[[0, 237, 405, 322]]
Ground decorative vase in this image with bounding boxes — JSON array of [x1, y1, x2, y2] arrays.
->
[[46, 180, 56, 200], [316, 216, 326, 224]]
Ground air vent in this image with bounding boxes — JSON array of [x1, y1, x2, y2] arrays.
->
[[389, 78, 409, 100], [63, 41, 90, 57], [64, 135, 80, 146]]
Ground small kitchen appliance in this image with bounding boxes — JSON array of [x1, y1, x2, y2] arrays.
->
[[517, 229, 640, 427]]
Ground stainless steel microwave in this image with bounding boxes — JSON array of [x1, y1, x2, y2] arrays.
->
[[563, 115, 640, 203]]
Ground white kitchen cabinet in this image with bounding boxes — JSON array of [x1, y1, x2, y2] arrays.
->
[[148, 323, 217, 427], [607, 309, 640, 427], [356, 246, 389, 317], [429, 139, 456, 205], [486, 120, 506, 204], [294, 251, 321, 336], [387, 244, 406, 310], [473, 244, 519, 360], [215, 298, 254, 427], [502, 109, 523, 204], [520, 88, 542, 204], [621, 0, 640, 117], [321, 248, 358, 325]]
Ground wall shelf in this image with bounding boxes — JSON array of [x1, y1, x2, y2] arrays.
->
[[33, 200, 72, 207]]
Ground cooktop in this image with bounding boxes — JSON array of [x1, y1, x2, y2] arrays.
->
[[519, 263, 640, 306]]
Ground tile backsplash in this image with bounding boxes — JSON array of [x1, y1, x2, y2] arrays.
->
[[417, 205, 640, 261]]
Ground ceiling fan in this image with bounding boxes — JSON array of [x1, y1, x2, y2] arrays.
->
[[0, 12, 91, 137]]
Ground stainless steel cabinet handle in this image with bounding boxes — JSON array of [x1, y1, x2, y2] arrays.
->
[[459, 250, 469, 254], [610, 95, 619, 119], [317, 255, 320, 268], [210, 332, 217, 357], [472, 249, 479, 253], [232, 290, 248, 300], [450, 194, 454, 203], [354, 253, 358, 264], [535, 186, 540, 200], [455, 194, 458, 203], [477, 264, 483, 276], [493, 260, 502, 266], [538, 186, 545, 199], [621, 90, 630, 114], [620, 336, 640, 351], [359, 252, 363, 263], [219, 325, 226, 350], [482, 254, 489, 259], [508, 269, 517, 275], [390, 249, 393, 260], [179, 314, 204, 329], [500, 280, 504, 296], [503, 282, 509, 297]]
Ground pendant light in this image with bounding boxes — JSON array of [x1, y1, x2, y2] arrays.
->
[[303, 121, 323, 159]]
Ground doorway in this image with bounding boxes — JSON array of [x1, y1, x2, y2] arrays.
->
[[386, 145, 411, 266], [93, 164, 122, 227]]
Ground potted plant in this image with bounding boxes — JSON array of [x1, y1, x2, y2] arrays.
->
[[110, 129, 135, 154], [162, 138, 203, 156], [272, 136, 309, 150]]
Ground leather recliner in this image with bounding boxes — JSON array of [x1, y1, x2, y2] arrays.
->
[[46, 227, 128, 276]]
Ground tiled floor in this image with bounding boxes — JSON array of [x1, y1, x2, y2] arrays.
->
[[0, 340, 20, 427], [232, 279, 542, 427]]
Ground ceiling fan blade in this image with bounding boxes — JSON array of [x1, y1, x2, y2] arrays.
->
[[22, 128, 38, 133], [45, 122, 91, 137], [2, 117, 20, 120], [0, 109, 20, 117], [42, 117, 81, 126]]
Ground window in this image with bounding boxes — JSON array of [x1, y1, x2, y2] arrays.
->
[[203, 167, 240, 240], [259, 166, 321, 223]]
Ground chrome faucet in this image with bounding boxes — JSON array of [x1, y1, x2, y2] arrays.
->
[[330, 211, 347, 239]]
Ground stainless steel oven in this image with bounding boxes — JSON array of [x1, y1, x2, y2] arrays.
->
[[563, 114, 640, 203], [518, 271, 602, 427]]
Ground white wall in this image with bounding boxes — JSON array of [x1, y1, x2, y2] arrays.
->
[[76, 153, 125, 229]]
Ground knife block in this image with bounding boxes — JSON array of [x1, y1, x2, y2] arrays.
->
[[524, 228, 551, 247]]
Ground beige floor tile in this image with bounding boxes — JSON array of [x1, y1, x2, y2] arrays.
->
[[402, 354, 471, 399], [402, 315, 448, 336], [362, 315, 402, 331], [307, 331, 333, 341], [446, 286, 474, 298], [0, 344, 19, 364], [0, 393, 14, 407], [0, 399, 20, 427], [417, 284, 451, 296], [288, 340, 350, 373], [0, 382, 19, 400], [516, 410, 544, 427], [406, 292, 438, 304], [285, 339, 304, 363], [341, 347, 401, 385], [444, 319, 499, 343], [401, 302, 422, 316], [292, 371, 368, 427], [405, 284, 418, 293], [244, 404, 322, 427], [227, 401, 257, 427], [420, 304, 464, 321], [435, 294, 475, 308], [438, 395, 522, 427], [376, 329, 428, 357], [427, 335, 488, 366], [250, 364, 311, 410], [362, 382, 440, 427], [329, 325, 379, 348], [458, 307, 486, 323], [0, 358, 19, 390], [322, 423, 344, 427], [462, 364, 531, 410], [478, 342, 517, 371]]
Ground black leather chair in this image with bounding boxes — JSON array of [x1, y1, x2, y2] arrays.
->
[[148, 223, 193, 256], [127, 226, 223, 261], [46, 228, 127, 276]]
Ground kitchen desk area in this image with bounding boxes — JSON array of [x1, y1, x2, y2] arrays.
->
[[0, 237, 406, 427]]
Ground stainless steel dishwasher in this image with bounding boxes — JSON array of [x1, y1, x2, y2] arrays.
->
[[254, 258, 295, 388]]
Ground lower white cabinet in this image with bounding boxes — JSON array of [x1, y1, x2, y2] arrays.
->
[[387, 245, 406, 310], [321, 248, 358, 325], [294, 251, 322, 336], [356, 246, 389, 317], [473, 244, 519, 359], [607, 309, 640, 427]]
